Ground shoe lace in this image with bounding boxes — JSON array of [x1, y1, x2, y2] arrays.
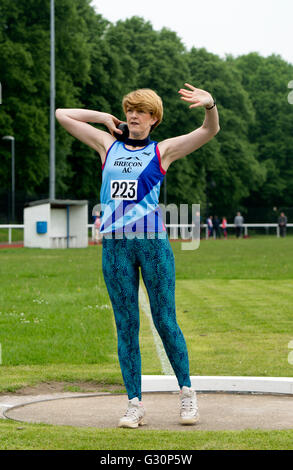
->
[[181, 395, 197, 413], [124, 405, 139, 419]]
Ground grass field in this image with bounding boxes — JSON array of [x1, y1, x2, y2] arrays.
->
[[0, 236, 292, 449], [0, 228, 24, 243], [0, 420, 292, 450]]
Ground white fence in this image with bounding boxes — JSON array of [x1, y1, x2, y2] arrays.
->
[[0, 223, 293, 245], [204, 223, 293, 240], [0, 225, 25, 244]]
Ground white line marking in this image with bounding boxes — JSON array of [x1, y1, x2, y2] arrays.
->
[[139, 283, 174, 376], [0, 404, 13, 407]]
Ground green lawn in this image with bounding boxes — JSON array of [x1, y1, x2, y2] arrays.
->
[[0, 237, 292, 378], [0, 236, 292, 449], [0, 419, 292, 450], [0, 228, 23, 243]]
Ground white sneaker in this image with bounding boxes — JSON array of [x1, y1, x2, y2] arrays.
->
[[180, 386, 200, 425], [118, 397, 146, 428]]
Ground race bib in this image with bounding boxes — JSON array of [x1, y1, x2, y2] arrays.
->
[[111, 180, 138, 200]]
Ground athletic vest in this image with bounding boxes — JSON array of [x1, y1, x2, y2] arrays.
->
[[100, 140, 166, 234]]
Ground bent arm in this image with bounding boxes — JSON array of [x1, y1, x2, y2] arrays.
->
[[158, 84, 220, 169], [55, 108, 122, 162]]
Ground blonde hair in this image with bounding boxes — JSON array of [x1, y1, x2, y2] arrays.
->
[[122, 88, 163, 131]]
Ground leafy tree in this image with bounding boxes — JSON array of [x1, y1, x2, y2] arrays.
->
[[187, 48, 266, 218], [0, 0, 96, 199], [1, 5, 293, 223], [55, 1, 111, 200], [234, 53, 293, 208]]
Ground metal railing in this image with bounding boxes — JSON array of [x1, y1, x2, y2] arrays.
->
[[203, 223, 293, 239], [81, 223, 293, 241], [0, 225, 25, 244], [1, 223, 293, 245]]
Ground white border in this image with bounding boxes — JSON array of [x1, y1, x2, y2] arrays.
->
[[142, 375, 293, 394]]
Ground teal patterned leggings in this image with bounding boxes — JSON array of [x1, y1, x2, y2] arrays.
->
[[102, 233, 191, 400]]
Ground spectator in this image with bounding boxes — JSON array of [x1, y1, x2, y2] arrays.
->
[[221, 216, 228, 239], [94, 211, 103, 244], [278, 212, 287, 237], [206, 215, 213, 238], [213, 216, 221, 239], [234, 211, 244, 238]]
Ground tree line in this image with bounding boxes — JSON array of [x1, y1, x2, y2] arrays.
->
[[1, 0, 293, 223]]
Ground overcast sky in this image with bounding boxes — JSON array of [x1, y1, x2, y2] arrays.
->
[[91, 0, 293, 65]]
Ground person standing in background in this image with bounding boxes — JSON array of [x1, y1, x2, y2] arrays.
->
[[94, 211, 102, 244], [278, 212, 287, 237], [234, 212, 244, 238], [206, 215, 213, 238], [213, 216, 221, 239], [221, 216, 228, 239]]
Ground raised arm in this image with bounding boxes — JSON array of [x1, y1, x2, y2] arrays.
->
[[158, 84, 220, 170], [55, 108, 123, 163]]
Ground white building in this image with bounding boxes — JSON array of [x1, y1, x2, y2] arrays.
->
[[24, 199, 88, 248]]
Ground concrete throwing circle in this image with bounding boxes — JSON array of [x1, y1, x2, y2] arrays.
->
[[5, 392, 293, 431]]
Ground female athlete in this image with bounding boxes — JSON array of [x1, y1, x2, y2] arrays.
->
[[56, 83, 219, 428]]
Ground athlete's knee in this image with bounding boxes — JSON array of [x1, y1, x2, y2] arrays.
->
[[153, 316, 174, 338]]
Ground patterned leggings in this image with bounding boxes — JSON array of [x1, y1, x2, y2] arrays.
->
[[102, 233, 191, 400]]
